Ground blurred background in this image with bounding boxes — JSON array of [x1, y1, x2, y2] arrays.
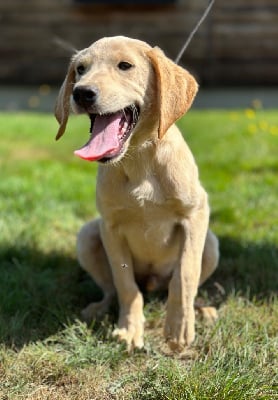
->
[[1, 0, 278, 110]]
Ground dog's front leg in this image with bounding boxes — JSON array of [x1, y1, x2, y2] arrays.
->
[[100, 222, 145, 351], [164, 209, 209, 352]]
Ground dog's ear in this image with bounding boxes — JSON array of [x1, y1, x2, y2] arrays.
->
[[55, 58, 76, 140], [148, 47, 198, 139]]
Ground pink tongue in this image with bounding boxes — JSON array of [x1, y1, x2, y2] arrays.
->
[[74, 112, 123, 161]]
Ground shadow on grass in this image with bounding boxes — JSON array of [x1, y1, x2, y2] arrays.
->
[[0, 236, 277, 348], [203, 236, 278, 303], [0, 244, 102, 348]]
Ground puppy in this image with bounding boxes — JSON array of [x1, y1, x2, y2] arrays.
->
[[55, 36, 219, 352]]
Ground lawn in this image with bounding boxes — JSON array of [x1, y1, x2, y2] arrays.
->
[[0, 110, 277, 399]]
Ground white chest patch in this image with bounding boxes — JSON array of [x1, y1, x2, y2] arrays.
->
[[130, 177, 163, 206]]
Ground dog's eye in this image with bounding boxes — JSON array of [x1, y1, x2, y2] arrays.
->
[[118, 61, 133, 71], [77, 64, 86, 75]]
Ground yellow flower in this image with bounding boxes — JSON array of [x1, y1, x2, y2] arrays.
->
[[269, 126, 278, 136], [258, 120, 269, 131], [244, 108, 256, 119]]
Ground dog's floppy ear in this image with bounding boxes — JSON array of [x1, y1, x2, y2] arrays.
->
[[148, 47, 198, 139], [55, 58, 76, 140]]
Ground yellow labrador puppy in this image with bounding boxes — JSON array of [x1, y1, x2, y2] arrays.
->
[[55, 36, 219, 352]]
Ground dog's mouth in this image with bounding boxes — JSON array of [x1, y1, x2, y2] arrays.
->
[[74, 105, 140, 163]]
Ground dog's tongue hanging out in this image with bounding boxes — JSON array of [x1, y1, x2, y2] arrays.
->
[[74, 112, 124, 161]]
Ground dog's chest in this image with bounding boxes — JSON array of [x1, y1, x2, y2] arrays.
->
[[129, 175, 163, 205], [98, 173, 182, 264], [120, 174, 168, 217], [99, 169, 185, 223]]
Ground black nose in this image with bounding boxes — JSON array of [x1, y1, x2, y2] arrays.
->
[[73, 86, 98, 107]]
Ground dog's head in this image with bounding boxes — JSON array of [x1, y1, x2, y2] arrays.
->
[[55, 36, 198, 163]]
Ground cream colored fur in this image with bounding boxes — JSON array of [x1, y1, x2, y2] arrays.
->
[[55, 36, 219, 352]]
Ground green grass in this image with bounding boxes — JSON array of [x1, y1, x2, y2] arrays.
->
[[0, 110, 277, 399]]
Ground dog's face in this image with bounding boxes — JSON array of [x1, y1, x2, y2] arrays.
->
[[55, 36, 198, 164], [70, 37, 153, 163]]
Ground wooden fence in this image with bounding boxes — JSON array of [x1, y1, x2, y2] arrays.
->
[[0, 0, 278, 85]]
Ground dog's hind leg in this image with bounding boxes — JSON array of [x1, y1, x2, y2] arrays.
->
[[77, 218, 116, 322], [197, 229, 219, 324], [199, 229, 219, 287]]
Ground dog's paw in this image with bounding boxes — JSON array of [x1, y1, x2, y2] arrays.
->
[[112, 326, 144, 351], [164, 326, 195, 352], [164, 310, 195, 352], [197, 306, 218, 325], [112, 321, 144, 352], [81, 300, 110, 323]]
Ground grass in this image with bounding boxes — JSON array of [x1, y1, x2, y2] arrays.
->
[[0, 109, 277, 399]]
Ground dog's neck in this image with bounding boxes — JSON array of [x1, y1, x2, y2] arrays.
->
[[121, 138, 157, 182]]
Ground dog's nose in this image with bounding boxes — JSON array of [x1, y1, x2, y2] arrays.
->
[[73, 86, 98, 107]]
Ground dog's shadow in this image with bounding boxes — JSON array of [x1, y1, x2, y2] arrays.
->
[[0, 236, 277, 348]]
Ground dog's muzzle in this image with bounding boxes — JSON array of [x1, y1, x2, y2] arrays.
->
[[73, 86, 99, 109]]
